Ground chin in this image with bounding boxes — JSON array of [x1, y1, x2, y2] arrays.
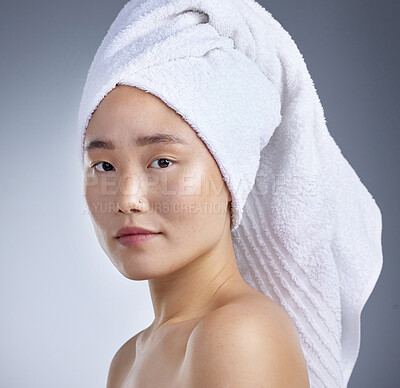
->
[[120, 271, 151, 281], [113, 258, 170, 281]]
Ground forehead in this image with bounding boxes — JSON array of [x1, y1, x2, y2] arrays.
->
[[84, 85, 199, 148], [86, 86, 180, 130]]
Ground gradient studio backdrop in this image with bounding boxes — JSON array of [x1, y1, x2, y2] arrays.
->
[[1, 0, 398, 387]]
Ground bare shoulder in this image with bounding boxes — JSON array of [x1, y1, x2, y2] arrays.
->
[[181, 293, 310, 388], [106, 331, 141, 388]]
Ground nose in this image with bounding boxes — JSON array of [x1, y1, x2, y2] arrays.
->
[[117, 197, 148, 214], [115, 173, 148, 214]]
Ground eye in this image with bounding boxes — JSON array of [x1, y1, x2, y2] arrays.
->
[[90, 158, 173, 172], [149, 158, 174, 169], [91, 162, 115, 172]]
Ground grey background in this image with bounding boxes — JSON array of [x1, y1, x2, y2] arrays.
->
[[0, 0, 398, 387]]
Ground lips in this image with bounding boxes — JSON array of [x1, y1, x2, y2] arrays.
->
[[115, 226, 159, 238]]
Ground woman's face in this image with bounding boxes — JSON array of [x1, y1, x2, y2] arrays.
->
[[83, 85, 232, 280]]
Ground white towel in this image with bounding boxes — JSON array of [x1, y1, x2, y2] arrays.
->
[[77, 0, 383, 386]]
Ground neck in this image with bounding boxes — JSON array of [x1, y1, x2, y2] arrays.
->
[[147, 226, 248, 331]]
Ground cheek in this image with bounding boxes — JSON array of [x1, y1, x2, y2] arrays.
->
[[84, 177, 117, 223], [157, 166, 228, 233]]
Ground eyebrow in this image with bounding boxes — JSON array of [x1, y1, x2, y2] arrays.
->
[[83, 133, 188, 152]]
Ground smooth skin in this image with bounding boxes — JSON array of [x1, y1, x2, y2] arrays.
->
[[83, 85, 310, 388]]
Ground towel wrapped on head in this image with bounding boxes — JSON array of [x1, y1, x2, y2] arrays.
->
[[78, 1, 383, 386]]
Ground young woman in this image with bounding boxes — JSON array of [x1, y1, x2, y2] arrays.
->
[[78, 0, 383, 387], [83, 84, 310, 387]]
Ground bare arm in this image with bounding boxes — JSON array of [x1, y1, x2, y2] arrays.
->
[[106, 333, 139, 388], [180, 303, 310, 388]]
